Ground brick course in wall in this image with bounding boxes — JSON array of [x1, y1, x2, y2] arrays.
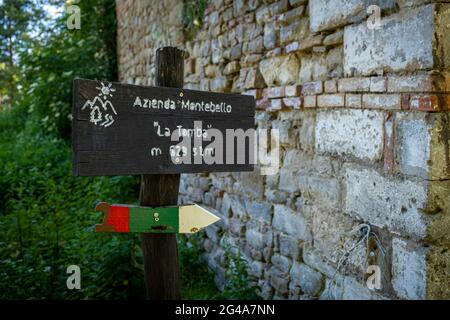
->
[[117, 0, 450, 300]]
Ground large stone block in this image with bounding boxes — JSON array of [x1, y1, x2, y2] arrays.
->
[[243, 24, 263, 42], [246, 229, 264, 250], [436, 4, 450, 69], [221, 192, 247, 218], [271, 254, 292, 274], [313, 209, 366, 264], [223, 61, 240, 75], [244, 67, 266, 89], [280, 19, 309, 44], [267, 267, 289, 295], [244, 36, 264, 55], [210, 76, 232, 92], [427, 244, 450, 299], [395, 113, 450, 180], [362, 94, 401, 110], [341, 276, 386, 300], [279, 234, 301, 259], [299, 54, 328, 83], [290, 262, 324, 296], [246, 201, 273, 224], [235, 170, 265, 199], [249, 260, 264, 278], [259, 55, 300, 86], [273, 111, 312, 148], [273, 205, 311, 240], [298, 176, 341, 211], [279, 6, 305, 24], [392, 238, 427, 299], [387, 74, 437, 92], [315, 109, 384, 161], [264, 22, 278, 49], [255, 6, 270, 24], [302, 244, 336, 278], [279, 169, 301, 193], [427, 180, 450, 247], [320, 275, 387, 300], [344, 5, 437, 76], [344, 166, 429, 238], [230, 218, 246, 237], [327, 46, 344, 78], [283, 149, 310, 168], [265, 189, 289, 204], [233, 0, 246, 17], [317, 94, 345, 108], [310, 0, 396, 32]]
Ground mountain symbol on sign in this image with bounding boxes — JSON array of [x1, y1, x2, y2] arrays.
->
[[82, 82, 117, 127]]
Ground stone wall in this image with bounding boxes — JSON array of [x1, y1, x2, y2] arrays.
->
[[116, 0, 450, 300], [116, 0, 184, 85]]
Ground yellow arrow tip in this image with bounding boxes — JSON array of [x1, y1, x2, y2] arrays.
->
[[179, 204, 220, 233]]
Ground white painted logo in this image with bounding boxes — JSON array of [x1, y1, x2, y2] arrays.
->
[[82, 82, 117, 127], [66, 265, 81, 290]]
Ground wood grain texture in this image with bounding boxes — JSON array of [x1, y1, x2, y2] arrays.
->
[[140, 174, 181, 299], [140, 47, 183, 300], [72, 59, 255, 176]]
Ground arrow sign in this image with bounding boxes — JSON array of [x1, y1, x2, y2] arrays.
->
[[94, 202, 220, 234]]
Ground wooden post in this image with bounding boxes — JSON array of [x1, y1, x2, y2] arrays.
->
[[139, 47, 184, 300]]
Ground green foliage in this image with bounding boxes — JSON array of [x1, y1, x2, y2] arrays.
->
[[0, 120, 143, 299], [18, 0, 117, 139], [179, 235, 220, 299], [0, 0, 44, 106], [0, 0, 145, 299], [183, 0, 209, 41], [179, 234, 261, 300], [0, 0, 241, 300], [220, 239, 261, 300]]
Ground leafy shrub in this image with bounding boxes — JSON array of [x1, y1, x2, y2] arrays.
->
[[0, 122, 143, 299], [220, 238, 261, 300], [18, 0, 117, 140], [183, 0, 209, 41], [179, 234, 220, 300], [179, 234, 261, 300], [0, 0, 224, 300], [0, 0, 146, 299]]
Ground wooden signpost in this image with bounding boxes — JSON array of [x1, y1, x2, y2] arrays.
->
[[72, 47, 255, 299], [72, 78, 254, 175]]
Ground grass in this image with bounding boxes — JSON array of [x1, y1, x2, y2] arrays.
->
[[179, 235, 220, 299]]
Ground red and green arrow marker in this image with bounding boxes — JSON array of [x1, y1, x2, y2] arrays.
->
[[95, 202, 220, 234]]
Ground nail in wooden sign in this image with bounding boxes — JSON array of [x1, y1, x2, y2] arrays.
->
[[72, 78, 255, 176], [95, 202, 220, 234]]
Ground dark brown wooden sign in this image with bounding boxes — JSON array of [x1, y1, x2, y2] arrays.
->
[[72, 78, 255, 176]]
